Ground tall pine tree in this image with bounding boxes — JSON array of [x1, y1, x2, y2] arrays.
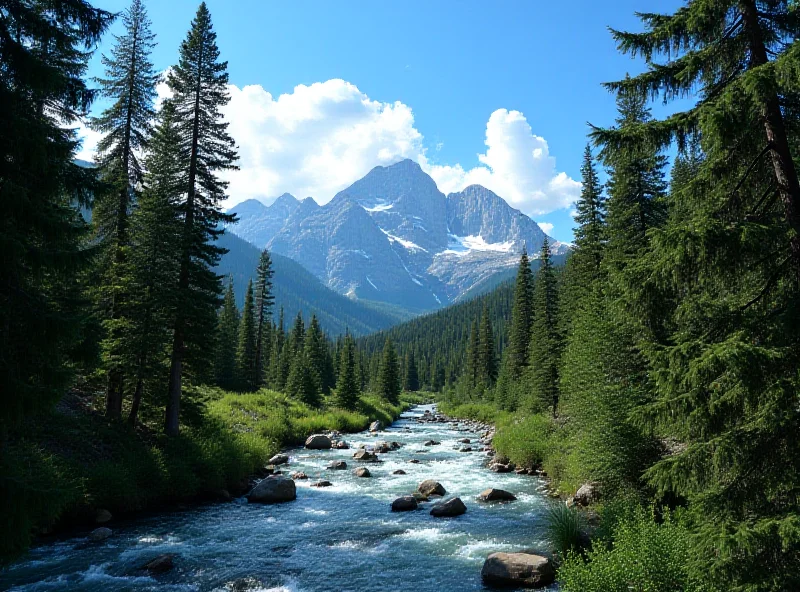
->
[[334, 333, 360, 410], [376, 338, 401, 405], [253, 249, 274, 387], [164, 3, 237, 434], [214, 276, 239, 390], [90, 0, 159, 418], [236, 279, 256, 390]]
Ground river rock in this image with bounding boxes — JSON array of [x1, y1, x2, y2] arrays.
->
[[369, 420, 382, 432], [478, 488, 517, 502], [311, 480, 333, 487], [391, 496, 418, 512], [353, 449, 380, 462], [408, 459, 420, 464], [290, 471, 308, 480], [459, 438, 471, 444], [481, 552, 554, 588], [490, 463, 513, 473], [305, 434, 332, 449], [393, 469, 407, 475], [417, 479, 446, 497], [142, 553, 175, 574], [574, 482, 600, 506], [423, 440, 440, 446], [327, 461, 347, 470], [95, 509, 112, 524], [460, 446, 473, 452], [430, 497, 467, 517], [268, 454, 289, 466], [334, 440, 350, 449], [89, 527, 112, 541], [247, 475, 297, 503], [353, 467, 371, 478]]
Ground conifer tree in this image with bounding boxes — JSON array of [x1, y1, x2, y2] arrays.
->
[[494, 248, 534, 409], [123, 100, 183, 425], [477, 304, 497, 389], [465, 319, 480, 388], [0, 0, 112, 439], [594, 4, 800, 587], [253, 250, 274, 386], [334, 333, 360, 410], [236, 280, 256, 390], [303, 315, 326, 395], [164, 2, 238, 435], [526, 238, 562, 415], [214, 277, 239, 390], [91, 0, 159, 418], [269, 307, 285, 388], [289, 312, 305, 354], [376, 338, 401, 404], [405, 350, 419, 392], [285, 350, 320, 407]]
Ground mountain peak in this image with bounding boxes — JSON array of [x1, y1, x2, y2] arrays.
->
[[271, 192, 299, 208]]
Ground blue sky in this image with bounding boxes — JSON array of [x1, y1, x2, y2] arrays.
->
[[83, 0, 687, 243]]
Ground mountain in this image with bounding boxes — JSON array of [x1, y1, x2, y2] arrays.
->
[[226, 193, 299, 248], [226, 159, 569, 311], [214, 231, 404, 336]]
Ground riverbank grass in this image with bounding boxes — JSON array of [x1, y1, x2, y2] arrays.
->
[[2, 387, 422, 560]]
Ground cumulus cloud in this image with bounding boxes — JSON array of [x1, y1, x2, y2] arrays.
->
[[74, 79, 579, 216], [421, 109, 580, 216], [538, 222, 554, 234]]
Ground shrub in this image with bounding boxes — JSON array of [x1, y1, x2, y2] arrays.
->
[[545, 503, 585, 556], [558, 506, 715, 592], [493, 413, 554, 468]]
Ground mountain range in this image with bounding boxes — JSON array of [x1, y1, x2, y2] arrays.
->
[[225, 159, 569, 312]]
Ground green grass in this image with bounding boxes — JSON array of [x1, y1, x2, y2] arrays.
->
[[545, 503, 585, 557], [2, 387, 416, 560]]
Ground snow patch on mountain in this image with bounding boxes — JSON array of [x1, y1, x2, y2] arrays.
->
[[363, 200, 394, 213], [442, 234, 516, 256], [381, 229, 429, 253]]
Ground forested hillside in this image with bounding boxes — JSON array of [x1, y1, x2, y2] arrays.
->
[[215, 231, 404, 335]]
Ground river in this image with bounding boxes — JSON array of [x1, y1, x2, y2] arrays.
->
[[1, 405, 556, 591]]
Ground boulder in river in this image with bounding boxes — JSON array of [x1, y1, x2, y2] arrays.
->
[[290, 471, 308, 480], [391, 496, 418, 512], [423, 440, 440, 446], [393, 469, 407, 475], [369, 420, 382, 432], [353, 467, 371, 478], [478, 488, 517, 502], [95, 509, 112, 524], [268, 454, 289, 466], [334, 440, 350, 449], [459, 438, 471, 444], [141, 553, 175, 574], [89, 527, 112, 541], [430, 497, 467, 517], [480, 552, 554, 588], [247, 475, 297, 503], [490, 463, 513, 473], [327, 461, 347, 470], [311, 480, 333, 487], [305, 434, 332, 450], [353, 449, 380, 462], [417, 479, 447, 497], [408, 459, 421, 464]]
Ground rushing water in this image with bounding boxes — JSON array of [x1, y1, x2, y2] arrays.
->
[[2, 405, 557, 592]]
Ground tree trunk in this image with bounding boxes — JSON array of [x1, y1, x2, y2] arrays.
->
[[741, 0, 800, 281], [128, 372, 144, 428]]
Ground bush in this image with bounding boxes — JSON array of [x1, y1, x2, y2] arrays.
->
[[437, 401, 499, 424], [493, 413, 554, 468], [558, 506, 715, 592], [545, 503, 585, 556]]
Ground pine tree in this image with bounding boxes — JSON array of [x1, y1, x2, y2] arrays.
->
[[405, 350, 420, 392], [123, 100, 183, 426], [477, 304, 497, 389], [465, 319, 480, 388], [236, 280, 256, 390], [594, 4, 800, 588], [214, 277, 239, 390], [0, 0, 112, 439], [90, 0, 158, 418], [494, 248, 534, 409], [164, 3, 238, 435], [376, 338, 401, 405], [289, 312, 305, 354], [334, 333, 360, 410], [268, 307, 285, 388], [303, 315, 327, 396], [525, 238, 561, 415], [253, 249, 274, 387], [285, 350, 320, 407]]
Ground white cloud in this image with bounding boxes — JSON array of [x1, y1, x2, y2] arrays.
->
[[421, 109, 580, 216], [538, 222, 554, 234], [74, 122, 103, 162], [74, 79, 579, 216]]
